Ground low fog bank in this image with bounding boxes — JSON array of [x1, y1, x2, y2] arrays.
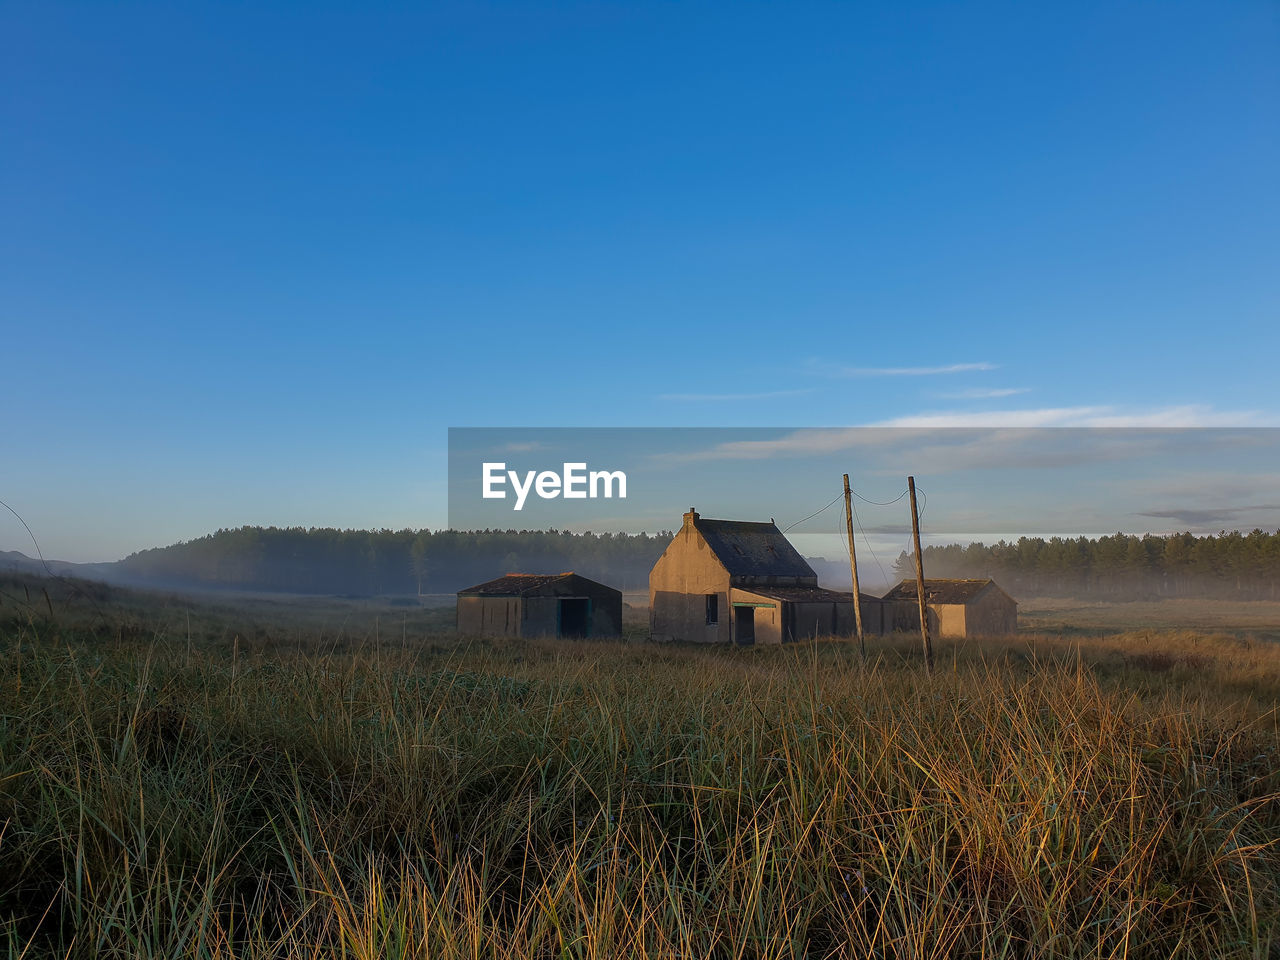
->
[[7, 527, 1277, 603], [905, 531, 1280, 602]]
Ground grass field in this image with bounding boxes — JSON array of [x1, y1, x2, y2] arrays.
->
[[1, 573, 1278, 958], [1018, 597, 1280, 644]]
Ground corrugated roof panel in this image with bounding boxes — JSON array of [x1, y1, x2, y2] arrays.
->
[[881, 579, 997, 604], [458, 573, 572, 596]]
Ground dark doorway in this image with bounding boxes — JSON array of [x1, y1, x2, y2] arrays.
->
[[734, 606, 755, 645], [559, 598, 590, 638]]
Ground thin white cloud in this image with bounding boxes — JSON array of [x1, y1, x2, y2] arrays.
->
[[658, 388, 815, 402], [874, 406, 1111, 428], [824, 361, 997, 377], [873, 405, 1269, 429], [651, 428, 892, 463], [1075, 406, 1269, 428], [937, 387, 1030, 400], [650, 405, 1273, 465]]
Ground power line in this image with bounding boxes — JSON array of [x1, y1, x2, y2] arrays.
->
[[837, 503, 884, 587], [850, 498, 891, 587], [905, 485, 928, 563], [843, 479, 911, 583], [787, 479, 916, 587], [782, 493, 844, 533], [851, 488, 909, 506]]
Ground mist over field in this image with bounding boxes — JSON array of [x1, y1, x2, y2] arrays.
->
[[7, 526, 1277, 604]]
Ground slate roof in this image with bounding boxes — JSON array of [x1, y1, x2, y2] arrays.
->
[[881, 578, 1004, 604], [694, 518, 817, 579], [458, 572, 575, 596], [738, 585, 882, 604]]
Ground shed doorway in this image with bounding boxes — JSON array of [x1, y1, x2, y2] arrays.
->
[[781, 604, 795, 643], [558, 598, 590, 638], [734, 606, 755, 645]]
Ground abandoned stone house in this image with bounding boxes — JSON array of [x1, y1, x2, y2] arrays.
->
[[649, 509, 882, 644], [457, 572, 622, 639], [881, 578, 1018, 637]]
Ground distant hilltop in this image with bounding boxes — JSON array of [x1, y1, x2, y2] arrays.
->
[[0, 550, 117, 581]]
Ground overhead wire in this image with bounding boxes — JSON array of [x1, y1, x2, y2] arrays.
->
[[906, 484, 927, 564], [850, 496, 891, 586], [852, 488, 909, 506], [782, 493, 844, 533], [778, 480, 919, 588]]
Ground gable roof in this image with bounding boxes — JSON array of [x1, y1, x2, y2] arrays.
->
[[458, 572, 575, 596], [881, 578, 1005, 604], [694, 518, 816, 579]]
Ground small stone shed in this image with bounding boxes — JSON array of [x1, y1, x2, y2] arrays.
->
[[649, 508, 881, 644], [457, 572, 622, 639], [881, 578, 1017, 637]]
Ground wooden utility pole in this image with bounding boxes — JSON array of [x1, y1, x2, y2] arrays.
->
[[842, 474, 865, 658], [908, 475, 934, 674]]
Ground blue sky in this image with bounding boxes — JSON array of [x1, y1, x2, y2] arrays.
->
[[2, 1, 1278, 561]]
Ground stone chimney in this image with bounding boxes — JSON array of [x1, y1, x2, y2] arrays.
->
[[683, 507, 699, 526]]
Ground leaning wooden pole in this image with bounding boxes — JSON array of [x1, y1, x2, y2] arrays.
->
[[843, 474, 865, 659], [908, 475, 933, 674]]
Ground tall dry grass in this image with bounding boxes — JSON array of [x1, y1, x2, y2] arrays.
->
[[0, 616, 1277, 958]]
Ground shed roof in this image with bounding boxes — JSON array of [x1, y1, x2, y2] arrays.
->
[[694, 517, 816, 579], [458, 572, 575, 596], [738, 585, 882, 604], [881, 578, 1003, 604]]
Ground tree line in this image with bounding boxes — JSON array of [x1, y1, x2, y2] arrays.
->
[[116, 525, 1280, 600], [119, 526, 673, 595], [895, 529, 1280, 600]]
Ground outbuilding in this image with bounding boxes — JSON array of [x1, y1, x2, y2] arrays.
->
[[457, 572, 622, 639], [881, 578, 1017, 637], [649, 508, 881, 644]]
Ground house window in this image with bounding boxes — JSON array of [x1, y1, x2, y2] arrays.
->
[[705, 593, 719, 625]]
